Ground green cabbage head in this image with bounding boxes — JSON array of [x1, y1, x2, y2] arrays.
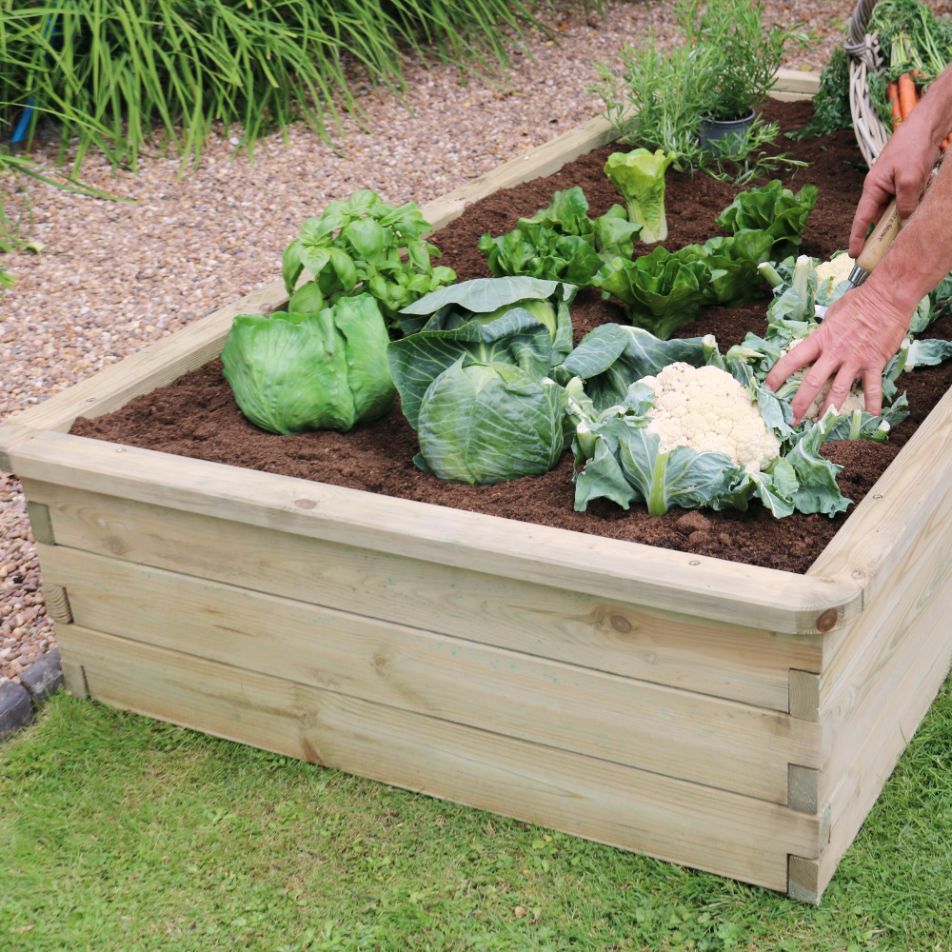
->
[[221, 293, 394, 434], [416, 360, 567, 484]]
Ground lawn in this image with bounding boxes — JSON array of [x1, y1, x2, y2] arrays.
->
[[1, 680, 949, 951]]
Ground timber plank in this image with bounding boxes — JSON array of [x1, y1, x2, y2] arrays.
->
[[42, 543, 822, 803], [58, 624, 824, 891], [811, 578, 952, 901], [9, 438, 861, 635], [809, 386, 952, 614], [29, 482, 822, 708], [816, 534, 952, 808]]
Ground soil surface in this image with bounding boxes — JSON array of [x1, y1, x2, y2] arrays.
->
[[71, 101, 952, 574]]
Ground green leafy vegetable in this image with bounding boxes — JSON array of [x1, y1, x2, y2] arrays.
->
[[554, 323, 714, 410], [603, 149, 676, 243], [389, 277, 574, 429], [592, 247, 711, 339], [415, 360, 568, 484], [716, 180, 818, 258], [479, 223, 606, 286], [221, 293, 394, 435], [282, 189, 456, 326], [681, 230, 774, 305], [790, 48, 853, 139], [564, 367, 848, 519], [478, 187, 640, 285]]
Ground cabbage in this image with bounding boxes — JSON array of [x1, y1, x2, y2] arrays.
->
[[221, 293, 394, 434], [415, 361, 567, 484]]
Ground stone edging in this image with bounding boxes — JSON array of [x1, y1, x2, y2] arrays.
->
[[0, 649, 63, 741]]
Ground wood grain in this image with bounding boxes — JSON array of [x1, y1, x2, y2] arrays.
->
[[29, 482, 825, 710], [58, 623, 825, 892], [42, 542, 823, 803], [9, 438, 861, 636]]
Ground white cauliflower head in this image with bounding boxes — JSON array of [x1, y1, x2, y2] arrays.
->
[[639, 362, 780, 473], [815, 252, 855, 300]]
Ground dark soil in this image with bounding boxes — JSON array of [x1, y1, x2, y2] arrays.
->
[[71, 100, 952, 573]]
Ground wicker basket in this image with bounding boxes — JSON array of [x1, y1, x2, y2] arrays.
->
[[846, 0, 891, 166]]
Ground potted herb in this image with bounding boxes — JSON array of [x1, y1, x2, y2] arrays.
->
[[677, 0, 807, 149]]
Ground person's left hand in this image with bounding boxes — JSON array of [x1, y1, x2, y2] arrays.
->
[[764, 281, 912, 423]]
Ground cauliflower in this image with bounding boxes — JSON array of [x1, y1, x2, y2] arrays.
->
[[639, 362, 780, 473], [776, 342, 866, 420], [814, 252, 855, 301]]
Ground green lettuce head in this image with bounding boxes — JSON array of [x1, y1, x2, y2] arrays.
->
[[221, 293, 394, 435], [604, 148, 676, 244], [415, 360, 568, 484]]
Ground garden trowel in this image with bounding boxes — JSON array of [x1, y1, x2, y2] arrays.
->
[[814, 198, 902, 319]]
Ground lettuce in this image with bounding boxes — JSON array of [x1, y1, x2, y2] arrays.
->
[[603, 148, 676, 244], [715, 180, 818, 259], [221, 293, 394, 435], [478, 187, 640, 285], [592, 246, 711, 339]]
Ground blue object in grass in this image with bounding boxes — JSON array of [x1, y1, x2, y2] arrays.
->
[[9, 7, 60, 145]]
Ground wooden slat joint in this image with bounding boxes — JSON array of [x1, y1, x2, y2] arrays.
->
[[60, 658, 89, 699], [787, 854, 822, 905], [26, 500, 55, 544], [787, 764, 819, 814], [788, 669, 820, 721], [45, 583, 74, 625]]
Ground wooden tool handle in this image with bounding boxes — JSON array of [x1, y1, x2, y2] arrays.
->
[[856, 199, 902, 274]]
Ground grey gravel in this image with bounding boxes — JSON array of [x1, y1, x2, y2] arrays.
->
[[0, 0, 940, 685]]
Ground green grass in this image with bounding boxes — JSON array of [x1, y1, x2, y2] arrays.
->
[[2, 678, 950, 951]]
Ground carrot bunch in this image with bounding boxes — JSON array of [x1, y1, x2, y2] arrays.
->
[[888, 72, 952, 152]]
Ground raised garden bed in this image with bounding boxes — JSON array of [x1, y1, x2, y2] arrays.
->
[[2, 70, 951, 902]]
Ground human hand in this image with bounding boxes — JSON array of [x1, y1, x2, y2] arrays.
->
[[849, 122, 938, 258], [764, 281, 911, 423]]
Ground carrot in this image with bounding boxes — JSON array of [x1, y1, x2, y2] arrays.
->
[[898, 73, 918, 120], [941, 131, 952, 153], [888, 82, 902, 127]]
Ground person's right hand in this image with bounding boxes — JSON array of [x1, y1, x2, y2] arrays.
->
[[848, 119, 938, 259]]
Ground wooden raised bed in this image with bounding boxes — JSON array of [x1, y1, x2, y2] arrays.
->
[[3, 70, 951, 903]]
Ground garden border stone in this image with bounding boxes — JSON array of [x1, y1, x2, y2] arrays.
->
[[0, 649, 64, 742]]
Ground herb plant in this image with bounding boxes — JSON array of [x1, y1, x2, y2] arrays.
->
[[791, 48, 853, 139], [676, 0, 807, 122], [282, 189, 455, 328], [594, 0, 807, 181]]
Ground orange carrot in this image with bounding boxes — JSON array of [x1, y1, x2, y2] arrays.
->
[[898, 73, 918, 120], [888, 82, 902, 127], [941, 131, 952, 153]]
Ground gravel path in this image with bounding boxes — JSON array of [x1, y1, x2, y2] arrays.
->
[[0, 0, 944, 683]]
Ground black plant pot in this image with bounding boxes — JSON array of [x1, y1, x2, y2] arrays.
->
[[698, 109, 756, 154]]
